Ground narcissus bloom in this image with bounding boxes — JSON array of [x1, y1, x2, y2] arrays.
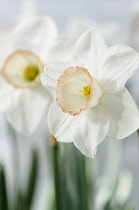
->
[[0, 16, 75, 135], [41, 29, 139, 158]]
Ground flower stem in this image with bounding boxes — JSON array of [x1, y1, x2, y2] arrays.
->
[[50, 136, 61, 210], [80, 156, 89, 210], [75, 151, 89, 210]]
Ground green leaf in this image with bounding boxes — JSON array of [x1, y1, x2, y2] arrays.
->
[[103, 200, 112, 210], [25, 150, 38, 209], [0, 165, 9, 210]]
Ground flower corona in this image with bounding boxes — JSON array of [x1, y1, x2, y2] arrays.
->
[[2, 50, 43, 89]]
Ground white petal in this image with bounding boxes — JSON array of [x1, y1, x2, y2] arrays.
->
[[99, 45, 139, 93], [41, 58, 79, 98], [43, 37, 77, 63], [48, 101, 79, 142], [0, 75, 15, 112], [48, 100, 110, 158], [7, 86, 52, 136], [0, 33, 14, 67], [127, 67, 139, 107], [75, 29, 108, 77], [101, 88, 139, 139], [13, 16, 58, 51], [73, 106, 110, 158]]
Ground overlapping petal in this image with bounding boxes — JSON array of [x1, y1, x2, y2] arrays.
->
[[41, 58, 79, 98], [48, 101, 110, 158], [75, 29, 108, 77], [101, 88, 139, 139], [0, 76, 15, 112], [13, 16, 58, 52], [0, 33, 14, 67], [74, 105, 110, 158], [43, 37, 77, 63], [7, 86, 52, 136], [99, 45, 139, 93], [48, 101, 80, 142]]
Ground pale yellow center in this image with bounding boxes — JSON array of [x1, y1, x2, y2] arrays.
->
[[24, 65, 40, 81], [79, 85, 91, 97]]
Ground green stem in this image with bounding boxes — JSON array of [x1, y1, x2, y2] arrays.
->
[[52, 144, 61, 210], [76, 152, 89, 210], [80, 156, 89, 210], [82, 157, 88, 210]]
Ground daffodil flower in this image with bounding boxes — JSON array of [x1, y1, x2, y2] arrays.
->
[[41, 29, 139, 158], [0, 16, 75, 135]]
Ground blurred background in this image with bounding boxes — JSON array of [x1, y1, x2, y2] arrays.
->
[[0, 0, 138, 33], [0, 0, 139, 210]]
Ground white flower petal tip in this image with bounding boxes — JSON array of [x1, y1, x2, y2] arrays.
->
[[14, 16, 58, 36], [7, 86, 51, 136], [105, 88, 139, 139], [75, 29, 108, 75], [13, 16, 58, 48], [99, 45, 139, 93], [2, 50, 43, 89], [56, 66, 102, 116], [73, 105, 110, 158], [73, 141, 97, 158]]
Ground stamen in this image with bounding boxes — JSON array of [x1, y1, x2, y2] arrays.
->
[[79, 85, 91, 97], [24, 65, 39, 81]]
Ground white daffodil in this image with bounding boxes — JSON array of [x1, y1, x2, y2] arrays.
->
[[0, 16, 75, 136], [41, 29, 139, 158]]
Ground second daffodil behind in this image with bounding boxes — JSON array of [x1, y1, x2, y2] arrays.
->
[[0, 16, 67, 136], [41, 29, 139, 158]]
